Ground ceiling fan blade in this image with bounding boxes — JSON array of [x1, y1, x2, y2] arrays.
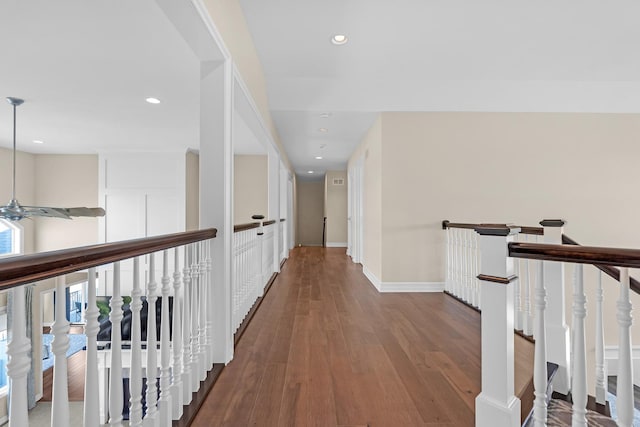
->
[[57, 207, 106, 218], [19, 206, 105, 219]]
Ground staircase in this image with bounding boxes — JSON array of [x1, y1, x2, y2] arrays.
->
[[443, 219, 638, 427]]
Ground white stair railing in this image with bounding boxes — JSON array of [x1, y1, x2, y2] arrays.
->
[[0, 229, 217, 426]]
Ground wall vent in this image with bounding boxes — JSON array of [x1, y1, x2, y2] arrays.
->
[[332, 178, 345, 186]]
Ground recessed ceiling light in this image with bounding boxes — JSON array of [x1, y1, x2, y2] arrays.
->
[[320, 144, 327, 149], [331, 34, 348, 45], [315, 156, 323, 160], [307, 171, 314, 174], [33, 140, 44, 144], [320, 112, 331, 118], [146, 97, 161, 104], [319, 128, 328, 133]]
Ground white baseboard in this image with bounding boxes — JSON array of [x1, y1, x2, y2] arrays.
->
[[326, 242, 347, 248], [362, 266, 444, 293], [605, 345, 640, 387]]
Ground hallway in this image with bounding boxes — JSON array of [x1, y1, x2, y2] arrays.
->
[[193, 247, 534, 426]]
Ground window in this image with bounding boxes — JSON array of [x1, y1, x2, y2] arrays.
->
[[0, 220, 22, 257]]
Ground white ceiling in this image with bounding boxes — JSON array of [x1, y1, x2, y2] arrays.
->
[[239, 0, 640, 179], [2, 1, 640, 182], [0, 0, 263, 157]]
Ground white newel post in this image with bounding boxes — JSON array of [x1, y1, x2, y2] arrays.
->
[[475, 225, 521, 427], [540, 219, 571, 395]]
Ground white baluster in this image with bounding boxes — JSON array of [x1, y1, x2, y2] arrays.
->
[[52, 278, 71, 427], [171, 247, 184, 420], [145, 254, 159, 425], [109, 262, 124, 426], [455, 229, 462, 299], [571, 264, 587, 427], [476, 232, 482, 310], [205, 240, 214, 369], [471, 232, 479, 308], [616, 267, 634, 427], [522, 235, 533, 336], [462, 230, 469, 302], [594, 270, 606, 404], [532, 260, 548, 427], [84, 268, 100, 427], [130, 258, 144, 427], [190, 245, 200, 390], [198, 242, 207, 380], [513, 236, 522, 331], [159, 250, 172, 426], [6, 286, 31, 427], [445, 227, 451, 292], [181, 244, 193, 404]]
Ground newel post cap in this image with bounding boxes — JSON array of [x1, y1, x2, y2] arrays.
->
[[474, 224, 521, 236], [539, 219, 565, 227], [442, 220, 450, 230]]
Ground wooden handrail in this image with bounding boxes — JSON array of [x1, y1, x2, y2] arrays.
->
[[264, 220, 277, 226], [561, 234, 640, 294], [509, 241, 640, 294], [0, 228, 217, 291], [442, 220, 543, 235], [234, 222, 260, 233]]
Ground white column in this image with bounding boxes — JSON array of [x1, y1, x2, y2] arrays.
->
[[171, 247, 184, 420], [108, 262, 123, 426], [159, 250, 172, 426], [616, 267, 634, 427], [594, 271, 606, 404], [532, 260, 548, 427], [6, 286, 31, 427], [475, 225, 521, 427], [571, 264, 587, 427], [200, 60, 234, 364], [145, 254, 159, 426], [84, 268, 100, 427], [540, 219, 571, 394], [129, 259, 144, 427]]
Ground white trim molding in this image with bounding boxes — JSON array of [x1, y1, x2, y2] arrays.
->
[[605, 345, 640, 387], [363, 266, 444, 293], [326, 242, 347, 248]]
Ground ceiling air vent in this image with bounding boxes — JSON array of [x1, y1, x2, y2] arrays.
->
[[332, 178, 345, 186]]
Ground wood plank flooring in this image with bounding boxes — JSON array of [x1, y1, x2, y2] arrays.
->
[[191, 247, 535, 427]]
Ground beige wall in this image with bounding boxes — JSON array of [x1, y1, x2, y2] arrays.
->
[[234, 155, 268, 224], [186, 151, 200, 230], [296, 181, 324, 246], [377, 112, 640, 283], [353, 112, 640, 390], [34, 154, 100, 252], [203, 0, 291, 172], [349, 115, 383, 279], [0, 147, 36, 254], [324, 171, 348, 245]]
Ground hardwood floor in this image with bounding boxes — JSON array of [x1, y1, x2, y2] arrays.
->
[[192, 247, 535, 427]]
